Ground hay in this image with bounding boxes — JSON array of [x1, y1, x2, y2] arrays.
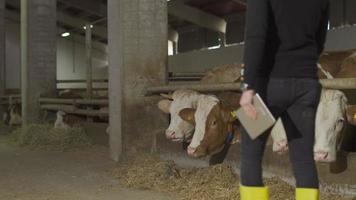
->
[[0, 121, 13, 135], [113, 154, 353, 200], [10, 124, 91, 151], [113, 154, 239, 200]]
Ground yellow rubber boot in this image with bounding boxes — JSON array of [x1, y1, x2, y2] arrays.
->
[[296, 188, 319, 200], [240, 185, 269, 200]]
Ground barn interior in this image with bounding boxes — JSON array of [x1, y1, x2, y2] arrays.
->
[[0, 0, 356, 199]]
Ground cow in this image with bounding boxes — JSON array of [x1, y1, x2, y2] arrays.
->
[[200, 64, 243, 84], [269, 89, 350, 162], [54, 111, 85, 129], [158, 63, 243, 142], [157, 89, 201, 142], [314, 89, 349, 162], [3, 103, 22, 126], [318, 51, 354, 77], [270, 62, 335, 154], [336, 52, 356, 78], [179, 93, 241, 158], [272, 51, 356, 160]]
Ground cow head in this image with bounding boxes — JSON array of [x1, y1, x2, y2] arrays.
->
[[8, 103, 22, 126], [179, 95, 239, 158], [157, 90, 200, 142], [314, 89, 348, 162]]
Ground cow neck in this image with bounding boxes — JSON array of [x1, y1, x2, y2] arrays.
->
[[225, 118, 239, 144]]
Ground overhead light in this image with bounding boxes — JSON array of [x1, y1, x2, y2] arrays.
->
[[61, 32, 70, 37], [83, 25, 94, 30]]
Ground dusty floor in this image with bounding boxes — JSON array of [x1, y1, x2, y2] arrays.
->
[[0, 135, 176, 200]]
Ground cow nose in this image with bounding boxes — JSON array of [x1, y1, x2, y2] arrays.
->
[[314, 152, 329, 161], [165, 130, 176, 139], [187, 146, 197, 157]]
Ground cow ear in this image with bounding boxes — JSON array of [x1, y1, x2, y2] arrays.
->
[[157, 100, 172, 114], [179, 108, 196, 125], [346, 106, 356, 126]]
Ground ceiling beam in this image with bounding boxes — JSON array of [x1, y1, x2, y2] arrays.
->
[[231, 0, 247, 7], [168, 1, 227, 33], [57, 0, 107, 17]]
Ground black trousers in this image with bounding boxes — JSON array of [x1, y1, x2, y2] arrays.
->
[[240, 78, 322, 188]]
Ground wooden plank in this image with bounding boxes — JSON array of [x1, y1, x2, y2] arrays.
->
[[39, 98, 108, 105]]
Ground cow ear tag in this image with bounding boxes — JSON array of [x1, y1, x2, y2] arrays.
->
[[230, 110, 238, 120]]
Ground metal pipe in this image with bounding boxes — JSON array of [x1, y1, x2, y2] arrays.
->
[[145, 78, 356, 96], [39, 98, 108, 105], [85, 23, 93, 98], [20, 0, 28, 125], [320, 78, 356, 89], [57, 79, 108, 83], [145, 83, 242, 95]]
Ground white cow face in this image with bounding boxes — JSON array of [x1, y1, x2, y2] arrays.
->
[[157, 90, 200, 142], [314, 90, 348, 162], [181, 95, 220, 157]]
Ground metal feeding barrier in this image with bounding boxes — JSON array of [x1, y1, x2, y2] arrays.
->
[[145, 78, 356, 95], [39, 98, 108, 117]]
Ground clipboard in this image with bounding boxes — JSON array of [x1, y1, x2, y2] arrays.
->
[[236, 93, 276, 140]]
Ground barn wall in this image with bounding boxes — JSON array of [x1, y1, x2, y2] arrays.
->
[[169, 27, 356, 74], [5, 21, 20, 90], [326, 25, 356, 52], [169, 44, 244, 74]]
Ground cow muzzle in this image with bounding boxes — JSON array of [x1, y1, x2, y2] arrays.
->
[[165, 130, 183, 142], [187, 146, 198, 157], [314, 151, 333, 162]]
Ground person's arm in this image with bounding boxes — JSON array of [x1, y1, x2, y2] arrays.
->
[[316, 1, 330, 55], [243, 0, 270, 89]]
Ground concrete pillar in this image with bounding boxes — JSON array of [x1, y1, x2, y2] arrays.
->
[[85, 24, 93, 99], [108, 0, 168, 161], [21, 0, 57, 124], [0, 0, 5, 100]]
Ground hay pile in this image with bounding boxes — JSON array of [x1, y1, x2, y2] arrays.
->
[[113, 154, 239, 200], [11, 124, 91, 151], [0, 121, 13, 135], [114, 154, 353, 200]]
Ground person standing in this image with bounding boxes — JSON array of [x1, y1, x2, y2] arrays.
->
[[239, 0, 330, 199]]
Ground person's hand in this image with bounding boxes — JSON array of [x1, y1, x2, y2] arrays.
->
[[240, 90, 257, 120]]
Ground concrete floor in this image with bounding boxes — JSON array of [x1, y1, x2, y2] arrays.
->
[[0, 135, 176, 200]]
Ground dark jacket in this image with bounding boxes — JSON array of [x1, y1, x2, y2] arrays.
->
[[243, 0, 330, 88]]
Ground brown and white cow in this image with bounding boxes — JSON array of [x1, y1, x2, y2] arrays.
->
[[158, 63, 243, 142], [270, 89, 350, 162], [200, 64, 242, 84], [157, 89, 201, 142], [54, 111, 85, 129], [179, 93, 241, 158], [314, 89, 349, 162]]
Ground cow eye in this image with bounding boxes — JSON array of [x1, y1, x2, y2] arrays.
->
[[211, 120, 217, 126]]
